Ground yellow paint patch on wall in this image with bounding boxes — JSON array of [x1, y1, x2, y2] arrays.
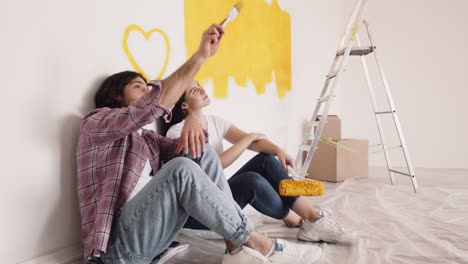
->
[[184, 0, 291, 99]]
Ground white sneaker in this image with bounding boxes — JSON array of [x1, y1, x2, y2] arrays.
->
[[297, 213, 357, 243], [222, 246, 272, 264], [268, 239, 322, 264]]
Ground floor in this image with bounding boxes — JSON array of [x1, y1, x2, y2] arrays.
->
[[167, 167, 468, 264]]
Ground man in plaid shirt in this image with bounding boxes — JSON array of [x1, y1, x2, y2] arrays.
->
[[77, 24, 321, 264]]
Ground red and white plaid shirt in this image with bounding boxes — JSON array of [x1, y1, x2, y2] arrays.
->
[[76, 81, 180, 257]]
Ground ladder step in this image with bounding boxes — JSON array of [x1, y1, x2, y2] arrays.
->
[[369, 145, 402, 154], [288, 168, 309, 178], [317, 96, 330, 103], [389, 169, 413, 177], [375, 110, 395, 115], [326, 72, 338, 79], [299, 144, 318, 152], [306, 121, 320, 127], [337, 46, 375, 56]]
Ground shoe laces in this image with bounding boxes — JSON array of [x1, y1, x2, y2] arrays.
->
[[323, 216, 344, 234], [275, 239, 301, 257]]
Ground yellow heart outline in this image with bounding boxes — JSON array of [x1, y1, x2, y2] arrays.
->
[[122, 24, 170, 81]]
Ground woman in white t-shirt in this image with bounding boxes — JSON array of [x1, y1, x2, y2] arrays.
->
[[163, 80, 357, 243]]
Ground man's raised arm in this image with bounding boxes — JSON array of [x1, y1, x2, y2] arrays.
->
[[159, 24, 224, 108]]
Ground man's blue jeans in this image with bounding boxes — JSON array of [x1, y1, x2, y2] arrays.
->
[[185, 153, 299, 229], [100, 145, 253, 264]]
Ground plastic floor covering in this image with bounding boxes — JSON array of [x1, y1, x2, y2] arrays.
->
[[166, 167, 468, 264]]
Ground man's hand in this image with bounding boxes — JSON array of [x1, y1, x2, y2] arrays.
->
[[276, 149, 295, 173], [176, 116, 206, 158], [195, 24, 225, 60]]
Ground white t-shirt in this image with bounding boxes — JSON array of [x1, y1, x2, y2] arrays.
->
[[166, 115, 231, 155]]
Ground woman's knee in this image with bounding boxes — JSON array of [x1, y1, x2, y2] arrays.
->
[[231, 172, 270, 190], [254, 153, 291, 182], [258, 153, 280, 165], [251, 153, 281, 169]]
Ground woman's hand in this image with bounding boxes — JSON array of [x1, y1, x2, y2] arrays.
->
[[276, 149, 295, 173]]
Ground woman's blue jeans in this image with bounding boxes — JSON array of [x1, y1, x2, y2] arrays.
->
[[184, 153, 299, 229]]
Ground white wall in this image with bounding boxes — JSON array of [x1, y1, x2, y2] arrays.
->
[[338, 0, 468, 168], [1, 0, 466, 263], [1, 0, 186, 263]]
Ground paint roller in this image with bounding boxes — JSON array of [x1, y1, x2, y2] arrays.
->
[[279, 168, 324, 196], [279, 136, 370, 196], [279, 136, 356, 196], [279, 179, 324, 196]]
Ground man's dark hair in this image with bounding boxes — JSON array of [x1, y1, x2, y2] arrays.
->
[[94, 71, 146, 109]]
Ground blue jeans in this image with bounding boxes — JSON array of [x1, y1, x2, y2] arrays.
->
[[100, 145, 253, 264], [184, 153, 299, 229]]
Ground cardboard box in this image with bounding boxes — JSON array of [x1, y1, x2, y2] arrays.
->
[[314, 115, 341, 141], [305, 139, 368, 182]]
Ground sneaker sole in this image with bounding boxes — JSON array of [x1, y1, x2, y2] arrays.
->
[[298, 233, 358, 243], [297, 232, 321, 242], [308, 247, 322, 263]]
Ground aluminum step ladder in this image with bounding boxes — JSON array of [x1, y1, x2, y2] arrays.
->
[[295, 0, 420, 192]]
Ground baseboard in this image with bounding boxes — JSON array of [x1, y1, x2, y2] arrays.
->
[[18, 244, 82, 264]]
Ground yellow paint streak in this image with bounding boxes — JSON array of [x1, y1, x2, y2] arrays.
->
[[350, 23, 359, 41], [122, 25, 170, 81], [184, 0, 291, 98]]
